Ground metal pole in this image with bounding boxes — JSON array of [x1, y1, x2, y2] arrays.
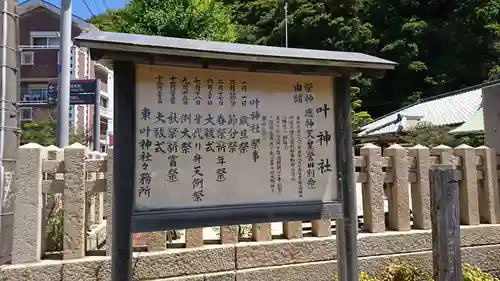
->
[[56, 0, 72, 147], [284, 1, 288, 48], [112, 61, 135, 281], [0, 0, 19, 265], [93, 79, 101, 151], [334, 74, 358, 281]]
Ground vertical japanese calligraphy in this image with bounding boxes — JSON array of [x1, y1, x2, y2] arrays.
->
[[305, 108, 316, 190], [275, 116, 283, 193], [169, 76, 177, 105], [135, 65, 337, 211], [268, 116, 275, 192], [138, 107, 153, 198], [156, 75, 164, 104]]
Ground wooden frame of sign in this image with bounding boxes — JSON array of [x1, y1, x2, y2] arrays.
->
[[75, 31, 396, 281]]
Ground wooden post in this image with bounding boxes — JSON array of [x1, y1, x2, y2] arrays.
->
[[430, 164, 462, 281], [334, 74, 358, 281]]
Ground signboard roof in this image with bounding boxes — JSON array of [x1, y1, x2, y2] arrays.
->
[[75, 31, 397, 71]]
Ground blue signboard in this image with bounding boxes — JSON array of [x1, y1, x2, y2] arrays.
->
[[47, 79, 97, 105]]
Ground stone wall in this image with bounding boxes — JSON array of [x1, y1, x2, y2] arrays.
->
[[2, 142, 500, 280]]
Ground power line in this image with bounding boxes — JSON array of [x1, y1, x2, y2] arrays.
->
[[81, 0, 95, 17], [101, 0, 110, 12]]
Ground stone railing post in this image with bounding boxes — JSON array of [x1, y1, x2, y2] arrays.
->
[[147, 231, 167, 251], [359, 143, 385, 233], [105, 147, 113, 255], [185, 228, 204, 248], [454, 144, 480, 225], [383, 144, 411, 231], [43, 145, 63, 253], [12, 144, 47, 264], [63, 143, 88, 259], [97, 152, 105, 224], [475, 146, 500, 223], [220, 225, 239, 244], [251, 223, 272, 242], [408, 145, 431, 230], [86, 151, 99, 229], [431, 144, 454, 165]]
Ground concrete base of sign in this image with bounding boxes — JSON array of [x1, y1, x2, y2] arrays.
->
[[2, 224, 500, 281]]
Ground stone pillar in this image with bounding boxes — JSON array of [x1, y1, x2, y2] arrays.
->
[[147, 232, 166, 251], [359, 143, 385, 233], [63, 143, 88, 259], [220, 225, 239, 244], [43, 145, 63, 253], [408, 145, 431, 230], [97, 152, 105, 224], [311, 219, 331, 237], [86, 151, 99, 229], [431, 144, 454, 165], [454, 144, 480, 225], [185, 228, 204, 248], [383, 144, 411, 231], [252, 223, 272, 241], [282, 221, 303, 239], [475, 146, 500, 223], [12, 144, 47, 264], [105, 148, 113, 256]]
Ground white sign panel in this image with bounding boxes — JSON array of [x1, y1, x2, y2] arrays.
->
[[135, 65, 337, 211]]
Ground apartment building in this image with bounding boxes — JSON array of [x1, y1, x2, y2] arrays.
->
[[19, 0, 114, 151]]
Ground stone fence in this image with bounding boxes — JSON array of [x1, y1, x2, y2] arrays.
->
[[6, 143, 500, 272]]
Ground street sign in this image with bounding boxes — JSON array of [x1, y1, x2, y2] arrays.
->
[[47, 79, 97, 105]]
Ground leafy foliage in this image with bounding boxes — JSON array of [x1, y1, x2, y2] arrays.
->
[[90, 0, 238, 42], [90, 0, 500, 124], [334, 263, 499, 280], [401, 122, 485, 148], [20, 118, 88, 146], [223, 0, 500, 117]]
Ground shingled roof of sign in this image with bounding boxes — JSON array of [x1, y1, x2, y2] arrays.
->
[[75, 31, 397, 71]]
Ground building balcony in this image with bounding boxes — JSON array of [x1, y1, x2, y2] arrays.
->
[[20, 44, 60, 50], [100, 105, 112, 118], [20, 88, 49, 105]]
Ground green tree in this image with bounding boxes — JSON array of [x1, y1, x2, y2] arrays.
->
[[225, 0, 500, 118], [224, 0, 376, 128], [88, 9, 124, 32], [90, 0, 238, 42], [401, 122, 485, 148], [20, 118, 88, 146], [351, 86, 373, 130]]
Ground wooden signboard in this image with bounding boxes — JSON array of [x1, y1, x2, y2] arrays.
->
[[133, 65, 341, 231], [74, 30, 396, 281]]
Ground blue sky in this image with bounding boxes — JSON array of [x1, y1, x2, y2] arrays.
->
[[20, 0, 127, 20]]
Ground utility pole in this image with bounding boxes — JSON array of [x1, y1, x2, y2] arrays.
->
[[0, 0, 19, 265], [56, 0, 72, 147]]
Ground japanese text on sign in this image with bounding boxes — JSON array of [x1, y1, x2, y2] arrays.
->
[[135, 65, 337, 211]]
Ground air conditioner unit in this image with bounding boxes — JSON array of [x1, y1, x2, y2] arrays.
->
[[21, 51, 34, 65]]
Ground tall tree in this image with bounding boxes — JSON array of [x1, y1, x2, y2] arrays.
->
[[225, 0, 500, 117], [90, 0, 238, 42], [20, 118, 88, 146]]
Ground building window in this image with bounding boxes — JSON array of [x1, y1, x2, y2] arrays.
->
[[100, 96, 109, 108], [20, 108, 32, 121], [31, 36, 60, 47], [20, 87, 48, 104], [20, 51, 34, 65]]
